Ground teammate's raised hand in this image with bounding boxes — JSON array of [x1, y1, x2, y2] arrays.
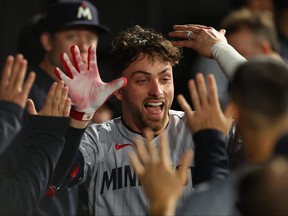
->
[[55, 45, 127, 121], [0, 54, 35, 108], [177, 73, 233, 135], [129, 129, 193, 216], [27, 81, 71, 117]]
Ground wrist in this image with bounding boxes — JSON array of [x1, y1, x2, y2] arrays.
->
[[149, 198, 177, 216], [70, 106, 95, 121]]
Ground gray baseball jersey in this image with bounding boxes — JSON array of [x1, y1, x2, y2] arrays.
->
[[79, 110, 194, 215]]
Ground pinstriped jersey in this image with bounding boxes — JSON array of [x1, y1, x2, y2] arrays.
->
[[79, 110, 194, 216]]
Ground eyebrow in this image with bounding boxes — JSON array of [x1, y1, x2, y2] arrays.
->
[[130, 68, 172, 77]]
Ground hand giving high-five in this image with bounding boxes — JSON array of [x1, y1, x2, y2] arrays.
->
[[55, 45, 127, 121]]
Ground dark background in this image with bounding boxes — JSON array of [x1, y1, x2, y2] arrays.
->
[[1, 0, 238, 114]]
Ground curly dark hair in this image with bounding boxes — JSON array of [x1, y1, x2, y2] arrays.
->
[[111, 25, 182, 78]]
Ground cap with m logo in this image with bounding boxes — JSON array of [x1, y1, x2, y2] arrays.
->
[[77, 2, 93, 20], [45, 0, 110, 34]]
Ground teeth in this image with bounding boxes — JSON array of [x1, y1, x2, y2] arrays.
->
[[146, 102, 163, 106]]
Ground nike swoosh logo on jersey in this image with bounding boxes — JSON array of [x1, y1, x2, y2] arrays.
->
[[115, 143, 134, 150]]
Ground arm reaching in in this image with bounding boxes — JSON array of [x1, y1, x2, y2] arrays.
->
[[129, 129, 193, 216], [0, 54, 35, 108], [0, 80, 70, 214], [177, 73, 232, 184], [169, 24, 246, 80], [177, 73, 233, 135], [55, 45, 126, 127], [0, 54, 35, 154]]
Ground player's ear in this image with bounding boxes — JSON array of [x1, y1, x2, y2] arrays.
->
[[40, 32, 53, 52], [114, 88, 124, 101]]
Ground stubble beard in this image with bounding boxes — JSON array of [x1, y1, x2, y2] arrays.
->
[[136, 103, 170, 133]]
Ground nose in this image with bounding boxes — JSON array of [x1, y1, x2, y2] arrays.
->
[[148, 80, 163, 97]]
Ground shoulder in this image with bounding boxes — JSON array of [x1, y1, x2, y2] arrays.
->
[[177, 175, 237, 215], [168, 110, 188, 126], [84, 117, 122, 137], [169, 109, 185, 119]]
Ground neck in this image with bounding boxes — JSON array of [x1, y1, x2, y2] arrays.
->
[[244, 119, 288, 163]]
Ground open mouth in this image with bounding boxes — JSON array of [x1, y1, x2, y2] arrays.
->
[[144, 102, 164, 116]]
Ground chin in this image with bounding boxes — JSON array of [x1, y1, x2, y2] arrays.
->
[[145, 118, 167, 132]]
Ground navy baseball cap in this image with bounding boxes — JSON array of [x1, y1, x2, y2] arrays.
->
[[45, 0, 110, 34]]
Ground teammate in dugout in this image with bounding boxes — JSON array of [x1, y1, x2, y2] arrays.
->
[[51, 25, 231, 215]]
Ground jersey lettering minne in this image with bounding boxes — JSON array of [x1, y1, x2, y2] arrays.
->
[[79, 110, 194, 216]]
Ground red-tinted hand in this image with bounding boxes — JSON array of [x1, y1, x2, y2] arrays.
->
[[55, 45, 127, 121]]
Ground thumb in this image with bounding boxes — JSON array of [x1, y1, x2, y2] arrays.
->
[[177, 94, 193, 114], [224, 102, 235, 120], [105, 77, 127, 95], [219, 29, 226, 35], [224, 102, 235, 134], [26, 99, 37, 115]]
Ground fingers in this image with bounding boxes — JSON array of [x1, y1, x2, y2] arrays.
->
[[219, 29, 226, 35], [8, 54, 25, 91], [169, 24, 208, 40], [159, 132, 172, 165], [52, 81, 65, 110], [195, 73, 209, 107], [44, 82, 58, 110], [39, 81, 70, 117], [224, 102, 235, 132], [55, 66, 73, 84], [191, 73, 219, 110], [133, 135, 150, 166], [60, 53, 78, 79], [176, 150, 194, 184], [207, 74, 220, 109], [129, 151, 145, 176], [26, 99, 37, 115], [0, 55, 14, 89], [13, 55, 28, 92], [58, 83, 69, 115], [132, 128, 161, 167], [173, 24, 211, 31], [0, 54, 35, 108], [177, 94, 194, 114], [71, 45, 86, 73], [87, 45, 99, 75], [143, 129, 158, 163], [105, 77, 127, 96], [187, 79, 201, 111], [63, 98, 72, 117], [22, 72, 36, 99], [51, 81, 70, 116]]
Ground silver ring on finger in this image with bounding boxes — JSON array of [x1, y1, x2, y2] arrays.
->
[[186, 31, 193, 40]]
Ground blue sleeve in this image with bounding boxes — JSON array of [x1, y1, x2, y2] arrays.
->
[[192, 129, 229, 185], [52, 126, 86, 188], [0, 101, 23, 154], [0, 115, 69, 215]]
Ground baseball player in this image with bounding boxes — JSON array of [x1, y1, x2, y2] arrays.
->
[[51, 25, 230, 216]]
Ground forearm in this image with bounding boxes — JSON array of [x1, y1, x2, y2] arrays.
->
[[52, 126, 86, 187], [0, 101, 23, 154], [212, 42, 247, 81], [0, 116, 69, 215], [193, 129, 229, 185]]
